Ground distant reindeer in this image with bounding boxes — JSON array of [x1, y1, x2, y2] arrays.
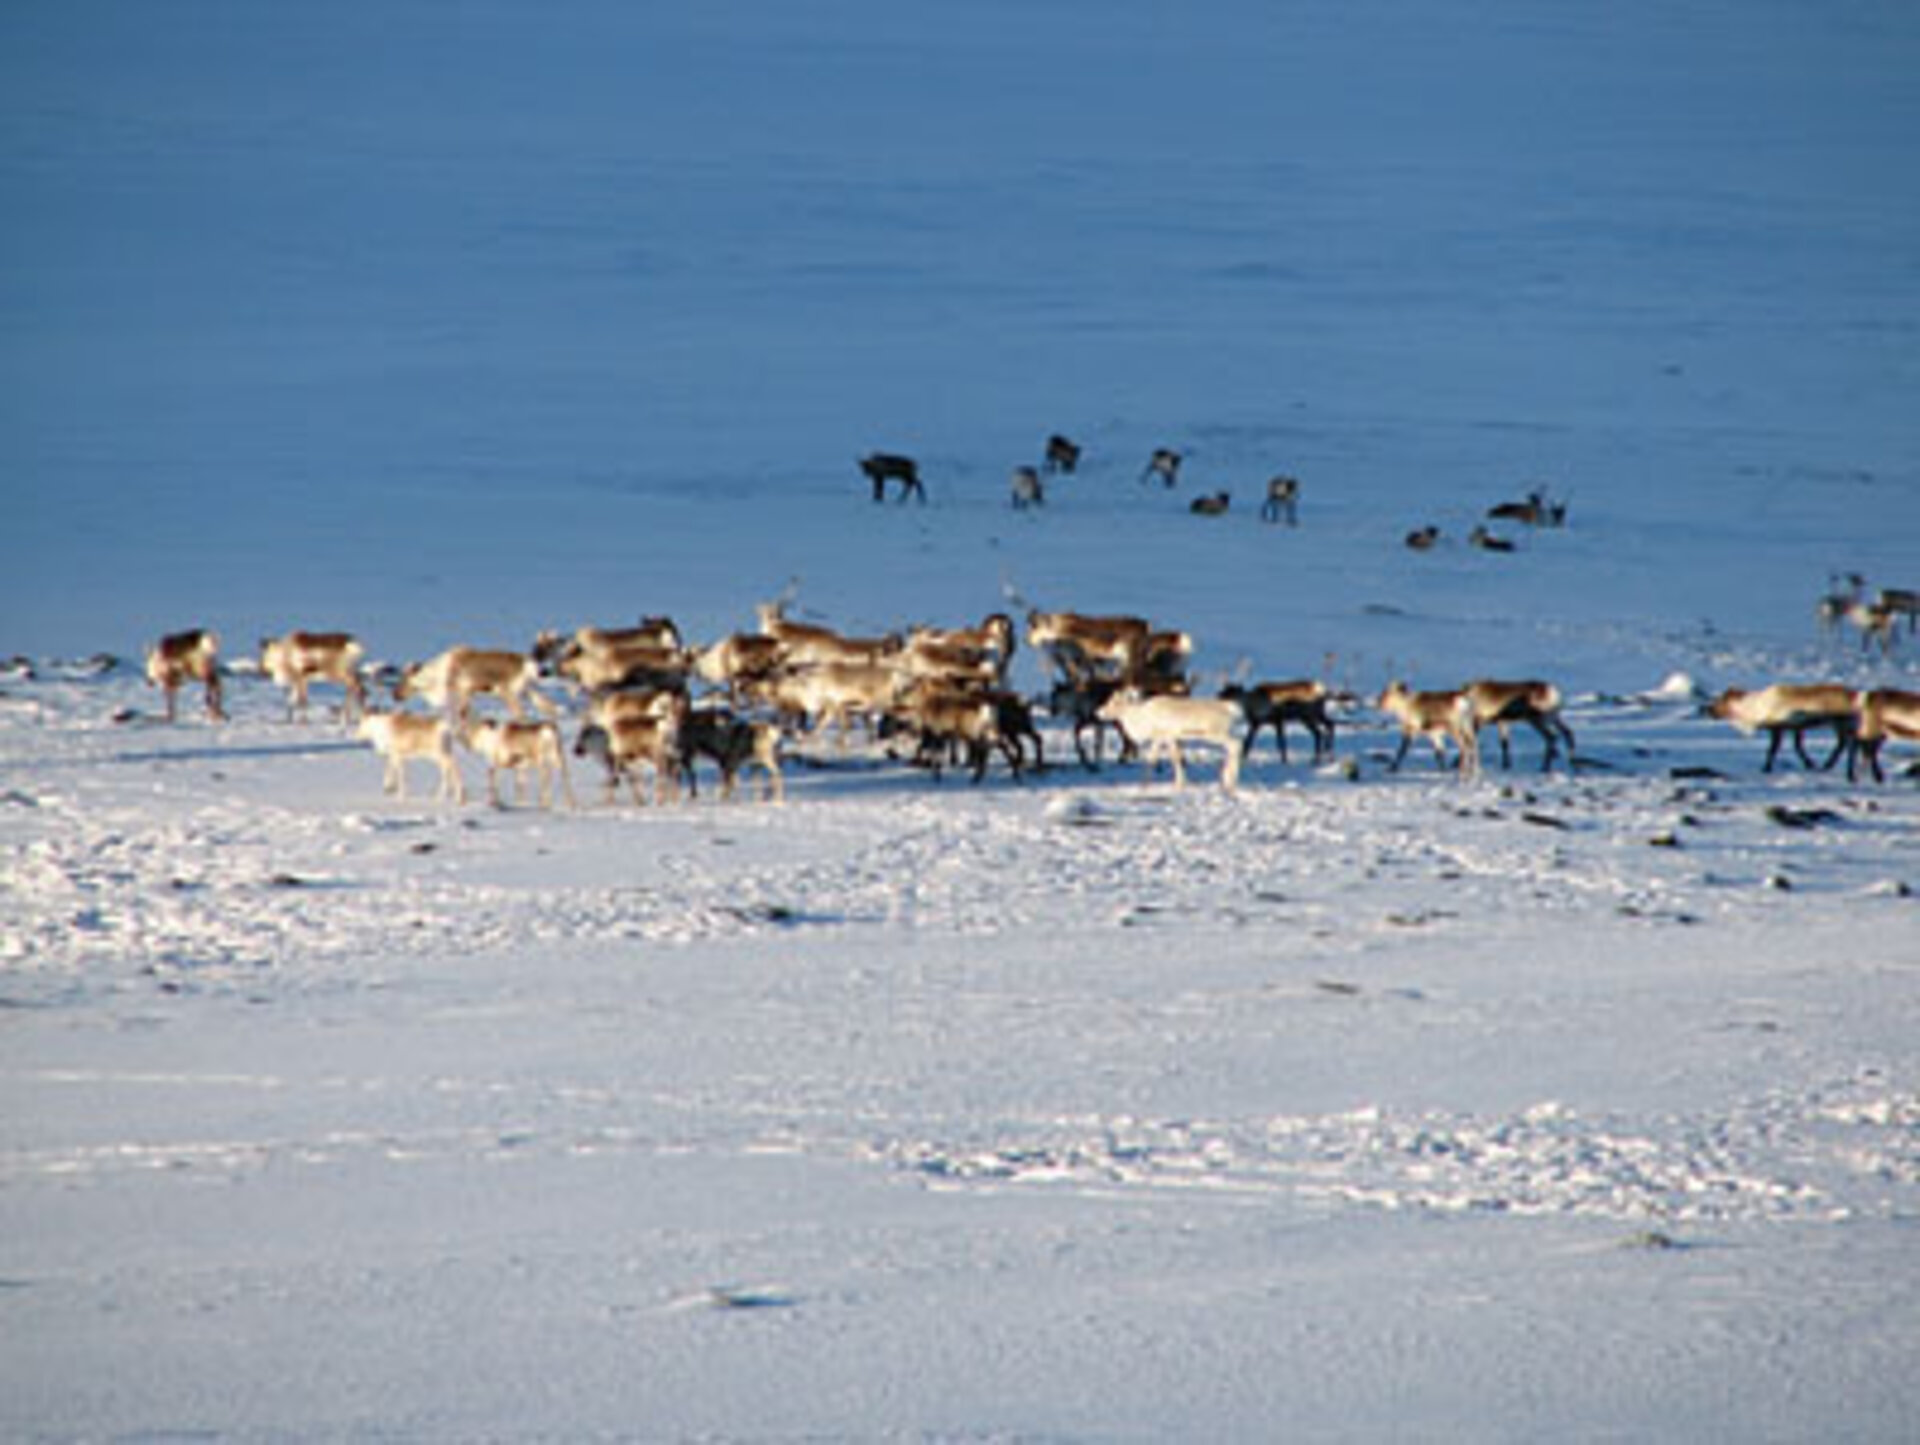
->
[[1044, 434, 1082, 474], [1260, 476, 1300, 526], [1010, 465, 1045, 510], [1405, 525, 1441, 552], [1486, 486, 1567, 528], [145, 629, 226, 723], [1141, 448, 1182, 488], [1877, 586, 1919, 636], [859, 452, 925, 504], [1815, 572, 1866, 639], [1468, 525, 1516, 554], [1189, 491, 1230, 517]]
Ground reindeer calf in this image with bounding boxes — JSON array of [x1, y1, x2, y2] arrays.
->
[[462, 719, 575, 809], [357, 711, 466, 804], [1377, 682, 1480, 778]]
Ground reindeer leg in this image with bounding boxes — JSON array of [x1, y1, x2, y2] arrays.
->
[[1390, 734, 1412, 772], [1819, 724, 1852, 772], [1762, 728, 1786, 772]]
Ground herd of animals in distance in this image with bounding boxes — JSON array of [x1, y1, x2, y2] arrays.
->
[[18, 434, 1919, 809]]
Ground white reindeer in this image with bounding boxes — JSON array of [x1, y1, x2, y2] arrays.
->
[[1097, 691, 1241, 790], [356, 711, 466, 804]]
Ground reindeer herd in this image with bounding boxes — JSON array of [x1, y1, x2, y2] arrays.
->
[[135, 581, 1920, 814]]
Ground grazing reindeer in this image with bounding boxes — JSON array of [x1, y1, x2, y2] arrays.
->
[[1705, 684, 1856, 773], [888, 685, 1017, 784], [356, 710, 466, 804], [396, 647, 555, 726], [1189, 491, 1230, 516], [1260, 475, 1301, 526], [1377, 682, 1480, 778], [1010, 465, 1045, 510], [1097, 691, 1241, 790], [859, 452, 925, 503], [1044, 433, 1082, 474], [1486, 487, 1567, 528], [1221, 680, 1335, 764], [1141, 448, 1183, 488], [462, 719, 575, 810], [574, 712, 684, 806], [1462, 679, 1576, 773], [678, 707, 786, 803], [260, 631, 367, 723], [1405, 525, 1441, 552], [145, 629, 226, 723], [1849, 688, 1920, 783]]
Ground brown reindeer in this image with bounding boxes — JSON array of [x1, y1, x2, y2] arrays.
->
[[145, 629, 226, 723]]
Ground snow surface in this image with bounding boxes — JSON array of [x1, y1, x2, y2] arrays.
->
[[4, 1, 1920, 1438]]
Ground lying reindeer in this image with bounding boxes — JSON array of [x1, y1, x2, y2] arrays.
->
[[1189, 491, 1230, 517], [1461, 679, 1575, 773], [1097, 691, 1241, 790], [859, 452, 925, 504], [146, 628, 226, 723], [1850, 688, 1920, 784], [1377, 682, 1480, 778], [357, 710, 466, 804], [1486, 487, 1567, 528], [1705, 684, 1855, 773], [1221, 680, 1335, 764], [462, 718, 575, 810], [260, 631, 366, 723]]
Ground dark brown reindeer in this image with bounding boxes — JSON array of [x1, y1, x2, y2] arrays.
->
[[1141, 448, 1182, 488], [859, 452, 925, 503], [1221, 680, 1336, 764], [1044, 434, 1082, 474], [1189, 491, 1230, 517]]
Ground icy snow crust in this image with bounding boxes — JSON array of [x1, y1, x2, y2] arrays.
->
[[6, 0, 1920, 1438]]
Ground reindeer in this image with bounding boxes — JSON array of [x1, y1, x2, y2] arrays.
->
[[1097, 691, 1240, 790], [1221, 680, 1335, 764], [574, 711, 684, 806], [1486, 487, 1567, 528], [1141, 448, 1182, 488], [755, 600, 900, 669], [356, 710, 465, 804], [259, 631, 367, 723], [462, 719, 575, 809], [1189, 491, 1230, 517], [1260, 476, 1300, 526], [859, 452, 925, 503], [553, 641, 692, 694], [1026, 610, 1151, 682], [678, 707, 785, 803], [1844, 599, 1900, 656], [1377, 682, 1480, 778], [1044, 434, 1082, 474], [1815, 572, 1866, 639], [396, 647, 555, 726], [692, 632, 786, 702], [1049, 676, 1135, 771], [1461, 679, 1576, 773], [533, 617, 683, 671], [1849, 688, 1920, 783], [1705, 684, 1856, 773], [909, 613, 1015, 666], [1010, 465, 1045, 510], [1876, 586, 1920, 636], [887, 685, 1016, 784], [1405, 525, 1441, 552], [145, 629, 226, 723], [762, 662, 907, 749], [1468, 525, 1516, 554]]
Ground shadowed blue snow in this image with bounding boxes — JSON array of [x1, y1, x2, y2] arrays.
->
[[4, 1, 1918, 663]]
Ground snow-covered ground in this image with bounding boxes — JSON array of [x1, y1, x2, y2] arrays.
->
[[5, 1, 1919, 1438]]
